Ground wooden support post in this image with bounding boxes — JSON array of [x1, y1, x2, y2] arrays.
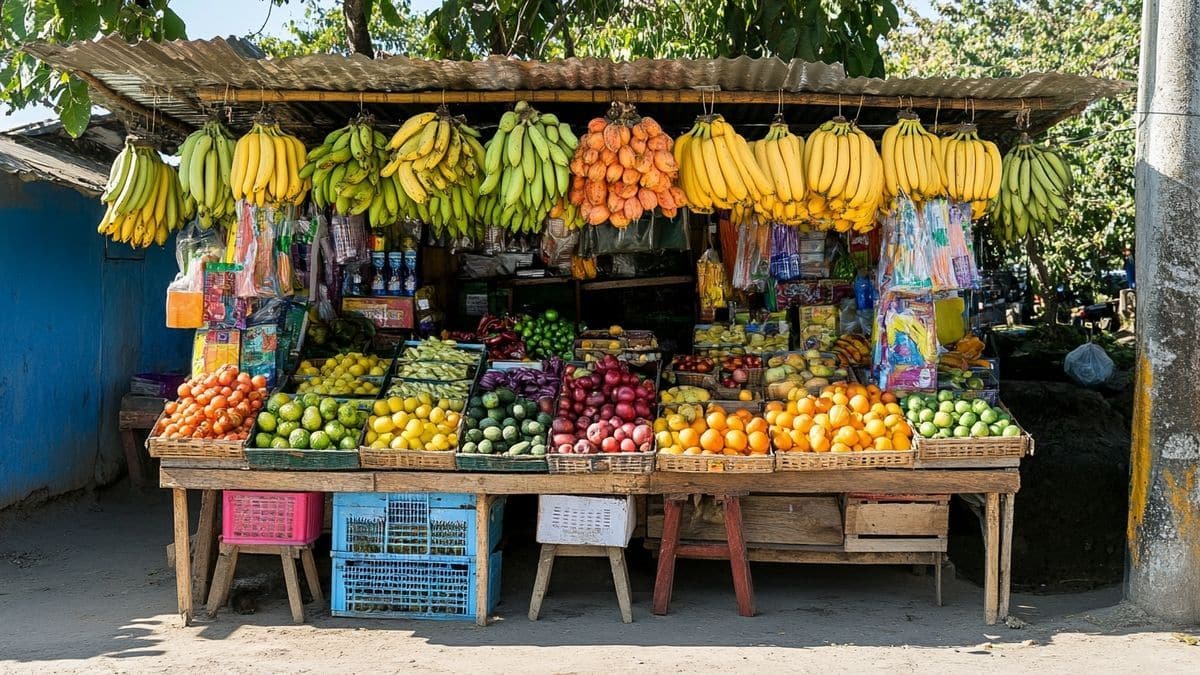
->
[[120, 429, 147, 488], [192, 489, 218, 601], [205, 544, 238, 617], [607, 547, 634, 624], [984, 493, 1000, 625], [475, 493, 491, 627], [301, 548, 323, 604], [721, 495, 755, 617], [172, 488, 192, 626], [652, 496, 684, 615], [281, 549, 305, 624], [999, 493, 1015, 620], [934, 552, 944, 607]]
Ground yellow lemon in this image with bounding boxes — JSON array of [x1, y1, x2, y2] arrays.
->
[[429, 407, 446, 425], [373, 400, 390, 417], [387, 397, 404, 413], [389, 435, 407, 450], [403, 397, 419, 413], [372, 416, 395, 434]]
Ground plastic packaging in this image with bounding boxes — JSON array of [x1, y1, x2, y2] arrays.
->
[[540, 216, 579, 273], [1064, 342, 1114, 387], [329, 211, 368, 265], [166, 224, 224, 328], [874, 291, 938, 392], [697, 247, 730, 318], [877, 195, 932, 294]]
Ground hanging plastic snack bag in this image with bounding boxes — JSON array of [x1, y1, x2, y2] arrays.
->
[[202, 261, 248, 329], [947, 201, 981, 289], [874, 291, 938, 392], [877, 195, 932, 295], [329, 211, 368, 266], [697, 246, 730, 320], [923, 199, 957, 292], [241, 300, 286, 386], [540, 215, 579, 274], [166, 224, 223, 328], [234, 202, 282, 298]]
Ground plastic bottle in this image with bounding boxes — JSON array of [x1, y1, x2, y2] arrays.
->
[[371, 252, 387, 296], [854, 273, 875, 311], [386, 252, 404, 296], [402, 237, 418, 296]]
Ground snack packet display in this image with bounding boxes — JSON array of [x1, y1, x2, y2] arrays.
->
[[873, 291, 938, 392]]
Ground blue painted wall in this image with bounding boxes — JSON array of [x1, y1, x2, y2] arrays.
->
[[0, 173, 190, 508]]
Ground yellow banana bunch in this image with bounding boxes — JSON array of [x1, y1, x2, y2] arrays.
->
[[941, 123, 1002, 219], [303, 116, 395, 226], [549, 198, 584, 230], [880, 113, 946, 203], [570, 255, 598, 280], [477, 100, 578, 235], [747, 117, 809, 225], [98, 137, 188, 248], [382, 109, 485, 238], [675, 114, 774, 212], [990, 133, 1074, 242], [177, 120, 236, 230], [803, 117, 885, 233], [231, 121, 308, 207]]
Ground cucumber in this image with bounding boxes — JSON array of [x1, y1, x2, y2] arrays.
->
[[509, 441, 530, 456]]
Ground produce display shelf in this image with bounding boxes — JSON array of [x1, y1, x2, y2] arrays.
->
[[146, 410, 247, 460], [774, 450, 915, 471], [244, 447, 361, 471], [546, 451, 655, 474], [909, 404, 1032, 462], [655, 452, 775, 474], [581, 275, 693, 291], [454, 453, 548, 473], [359, 448, 458, 471]]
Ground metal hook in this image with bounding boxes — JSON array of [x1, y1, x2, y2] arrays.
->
[[777, 89, 783, 116]]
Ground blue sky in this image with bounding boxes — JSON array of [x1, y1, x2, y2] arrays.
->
[[3, 0, 930, 130]]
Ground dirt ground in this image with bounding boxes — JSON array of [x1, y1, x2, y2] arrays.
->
[[2, 486, 1198, 674]]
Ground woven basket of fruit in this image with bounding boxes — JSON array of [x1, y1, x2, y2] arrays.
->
[[654, 401, 774, 473], [146, 367, 267, 459], [901, 393, 1031, 460]]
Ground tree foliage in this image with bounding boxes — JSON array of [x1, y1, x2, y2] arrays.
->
[[1, 0, 187, 136], [257, 0, 426, 58], [888, 0, 1138, 301]]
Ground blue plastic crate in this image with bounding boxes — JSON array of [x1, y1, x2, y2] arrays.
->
[[332, 493, 504, 557], [331, 551, 502, 621]]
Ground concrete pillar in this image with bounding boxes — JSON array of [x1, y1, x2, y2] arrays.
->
[[1127, 0, 1200, 623]]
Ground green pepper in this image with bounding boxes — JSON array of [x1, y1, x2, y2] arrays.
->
[[544, 309, 559, 322]]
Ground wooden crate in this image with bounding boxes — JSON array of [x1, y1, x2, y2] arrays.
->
[[843, 493, 949, 552], [646, 495, 844, 547]]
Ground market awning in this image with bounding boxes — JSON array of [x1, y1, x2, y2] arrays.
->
[[0, 114, 123, 194], [25, 36, 1132, 145]]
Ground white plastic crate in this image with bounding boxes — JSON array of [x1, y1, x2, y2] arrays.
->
[[536, 495, 636, 547]]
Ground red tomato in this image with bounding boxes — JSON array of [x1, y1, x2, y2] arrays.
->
[[210, 395, 228, 410], [250, 375, 268, 390], [217, 369, 236, 387]]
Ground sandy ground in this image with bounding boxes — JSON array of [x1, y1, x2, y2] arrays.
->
[[1, 486, 1197, 674]]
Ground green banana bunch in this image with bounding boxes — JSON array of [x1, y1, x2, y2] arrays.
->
[[382, 108, 485, 240], [302, 115, 392, 226], [477, 100, 578, 235], [177, 119, 237, 230], [98, 136, 189, 248], [989, 133, 1074, 242]]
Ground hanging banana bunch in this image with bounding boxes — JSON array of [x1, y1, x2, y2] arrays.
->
[[990, 133, 1074, 242], [301, 115, 391, 225], [549, 198, 585, 230], [746, 117, 808, 225], [941, 123, 1003, 220], [477, 100, 578, 235], [803, 117, 885, 233], [97, 136, 188, 248], [382, 108, 485, 238], [231, 120, 309, 207], [177, 120, 237, 230], [674, 114, 774, 213], [880, 112, 946, 204]]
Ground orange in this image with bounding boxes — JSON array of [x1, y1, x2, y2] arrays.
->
[[867, 384, 882, 398], [883, 413, 903, 429], [683, 446, 702, 455], [773, 431, 793, 451], [831, 392, 849, 407], [813, 412, 830, 430], [828, 404, 851, 428], [874, 437, 894, 451], [765, 401, 784, 413], [774, 412, 793, 431], [724, 429, 748, 452], [870, 403, 887, 416], [667, 414, 688, 431], [856, 429, 873, 448], [725, 415, 745, 432], [885, 402, 903, 416], [831, 442, 852, 453], [811, 436, 831, 453], [746, 417, 768, 435], [691, 417, 708, 435], [706, 403, 728, 415], [794, 414, 813, 433], [764, 409, 779, 426], [833, 427, 858, 446], [701, 449, 717, 455], [723, 447, 742, 456], [748, 430, 770, 454], [864, 419, 887, 438], [790, 431, 811, 452], [881, 391, 898, 404], [814, 397, 833, 413], [735, 408, 753, 422], [796, 397, 816, 415], [678, 428, 700, 448], [893, 432, 912, 450], [706, 412, 727, 431], [808, 425, 827, 450], [700, 428, 724, 452]]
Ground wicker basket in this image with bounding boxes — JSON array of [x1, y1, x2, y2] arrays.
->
[[359, 448, 457, 470], [656, 399, 764, 418], [910, 404, 1032, 461], [775, 450, 915, 471], [656, 452, 774, 473], [146, 410, 247, 460], [455, 453, 548, 472], [244, 447, 361, 470], [666, 369, 716, 388], [547, 451, 655, 474]]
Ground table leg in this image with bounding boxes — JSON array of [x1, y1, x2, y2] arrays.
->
[[301, 547, 323, 604], [281, 549, 305, 624], [173, 488, 193, 626], [475, 493, 491, 627], [607, 546, 634, 624], [999, 492, 1015, 620], [121, 428, 147, 488], [721, 496, 755, 617], [984, 493, 1000, 625], [192, 489, 218, 601], [652, 497, 684, 615], [528, 543, 557, 621]]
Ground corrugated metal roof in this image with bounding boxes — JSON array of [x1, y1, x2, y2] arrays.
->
[[24, 37, 1131, 142], [0, 115, 122, 194]]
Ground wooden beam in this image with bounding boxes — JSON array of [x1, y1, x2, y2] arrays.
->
[[195, 86, 1056, 113], [76, 71, 194, 137]]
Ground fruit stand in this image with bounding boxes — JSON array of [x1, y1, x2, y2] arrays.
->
[[26, 38, 1130, 631]]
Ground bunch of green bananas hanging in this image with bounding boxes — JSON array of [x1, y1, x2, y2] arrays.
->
[[301, 116, 392, 224], [178, 120, 237, 230], [382, 109, 486, 238], [989, 133, 1074, 242], [477, 101, 578, 234], [97, 137, 190, 248], [231, 121, 309, 207]]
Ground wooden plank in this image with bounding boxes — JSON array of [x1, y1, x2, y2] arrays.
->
[[722, 496, 756, 617], [172, 488, 192, 626], [844, 535, 948, 553], [121, 429, 148, 488], [301, 548, 323, 604], [649, 469, 1019, 495], [553, 544, 614, 557], [191, 490, 218, 600], [376, 471, 647, 494], [845, 502, 948, 537], [984, 493, 1001, 625], [1000, 493, 1015, 620], [160, 458, 251, 470], [475, 493, 490, 627], [747, 547, 938, 565], [608, 547, 634, 623], [196, 87, 1057, 113], [913, 457, 1021, 470], [582, 275, 694, 291], [280, 552, 304, 624], [161, 467, 374, 491], [528, 544, 557, 621], [646, 495, 843, 546]]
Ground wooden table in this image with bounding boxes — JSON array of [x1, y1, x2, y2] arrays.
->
[[160, 465, 1018, 627]]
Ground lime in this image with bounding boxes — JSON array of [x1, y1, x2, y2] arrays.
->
[[959, 412, 978, 427], [1002, 425, 1022, 437], [919, 408, 935, 423], [937, 390, 954, 402], [255, 432, 274, 448], [301, 393, 321, 408], [338, 403, 359, 427], [256, 411, 278, 433], [339, 435, 359, 450], [324, 420, 347, 443], [277, 421, 299, 438], [310, 431, 332, 450], [278, 402, 303, 422], [970, 421, 991, 438], [319, 397, 340, 421], [954, 400, 972, 415], [906, 396, 925, 412], [980, 409, 999, 424], [953, 426, 970, 438], [266, 393, 291, 414], [301, 407, 324, 432], [938, 401, 955, 414], [933, 411, 953, 428], [270, 437, 291, 449], [972, 399, 991, 415], [918, 421, 937, 438], [288, 428, 312, 449]]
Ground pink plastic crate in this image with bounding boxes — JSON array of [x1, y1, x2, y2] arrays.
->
[[222, 491, 323, 545]]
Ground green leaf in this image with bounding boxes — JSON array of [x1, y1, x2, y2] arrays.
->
[[58, 77, 91, 138], [378, 0, 402, 26], [776, 26, 799, 60], [160, 8, 186, 40]]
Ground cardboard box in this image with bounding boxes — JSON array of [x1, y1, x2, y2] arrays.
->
[[537, 495, 636, 547], [341, 296, 413, 329]]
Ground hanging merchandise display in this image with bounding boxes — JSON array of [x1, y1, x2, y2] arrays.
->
[[478, 101, 579, 235], [567, 102, 683, 227], [879, 112, 946, 204], [231, 120, 310, 207], [990, 132, 1075, 242], [98, 136, 191, 248], [178, 119, 238, 230], [803, 117, 885, 233]]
